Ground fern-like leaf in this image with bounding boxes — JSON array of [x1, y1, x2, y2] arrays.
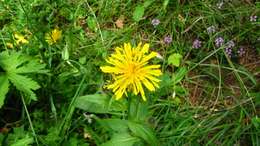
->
[[0, 51, 48, 108], [14, 58, 48, 74], [8, 73, 40, 101]]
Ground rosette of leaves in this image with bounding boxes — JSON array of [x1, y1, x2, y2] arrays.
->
[[0, 51, 48, 108]]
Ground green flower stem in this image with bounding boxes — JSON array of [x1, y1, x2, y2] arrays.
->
[[58, 74, 86, 140], [21, 95, 39, 146]]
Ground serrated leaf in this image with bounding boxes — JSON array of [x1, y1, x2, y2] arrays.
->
[[0, 51, 47, 103], [128, 122, 158, 146], [168, 53, 183, 67], [101, 133, 141, 146], [8, 73, 40, 100], [0, 75, 9, 108], [0, 51, 20, 72], [74, 94, 126, 113], [133, 5, 144, 22], [0, 51, 29, 72], [0, 51, 48, 74], [14, 59, 48, 74], [10, 135, 34, 146]]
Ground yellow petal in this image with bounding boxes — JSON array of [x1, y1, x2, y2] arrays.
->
[[136, 80, 146, 101], [100, 66, 122, 73], [147, 69, 162, 76], [140, 52, 157, 64], [142, 78, 155, 91], [141, 43, 149, 53]]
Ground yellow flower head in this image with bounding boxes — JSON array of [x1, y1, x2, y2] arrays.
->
[[14, 33, 29, 44], [100, 43, 162, 101], [45, 28, 62, 45]]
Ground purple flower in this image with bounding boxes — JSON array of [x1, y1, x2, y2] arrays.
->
[[215, 37, 224, 47], [225, 48, 232, 58], [237, 47, 245, 57], [207, 26, 216, 34], [250, 15, 257, 22], [224, 40, 235, 58], [226, 40, 235, 48], [151, 19, 160, 26], [192, 39, 202, 49], [164, 35, 172, 44]]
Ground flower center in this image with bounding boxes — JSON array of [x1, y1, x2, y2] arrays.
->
[[128, 63, 137, 74]]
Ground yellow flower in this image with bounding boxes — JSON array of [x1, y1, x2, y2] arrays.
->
[[45, 28, 62, 45], [14, 33, 29, 44], [6, 42, 14, 48], [100, 43, 162, 101]]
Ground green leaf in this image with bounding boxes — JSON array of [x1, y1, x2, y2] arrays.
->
[[163, 0, 170, 11], [101, 133, 141, 146], [0, 75, 9, 108], [0, 51, 33, 73], [98, 119, 129, 132], [168, 53, 183, 67], [172, 96, 181, 105], [62, 45, 70, 61], [0, 51, 48, 74], [14, 59, 48, 74], [252, 116, 260, 129], [0, 134, 4, 144], [8, 73, 40, 100], [74, 94, 126, 113], [174, 85, 188, 96], [0, 51, 46, 103], [133, 5, 144, 22], [128, 97, 149, 122], [252, 92, 260, 106], [87, 17, 97, 32], [128, 121, 158, 146], [172, 67, 187, 84], [143, 0, 154, 8], [10, 135, 34, 146]]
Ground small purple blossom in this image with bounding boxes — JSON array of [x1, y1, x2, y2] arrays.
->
[[237, 47, 245, 57], [226, 40, 235, 48], [250, 15, 257, 22], [151, 19, 160, 26], [215, 37, 224, 47], [164, 35, 172, 44], [207, 26, 216, 34], [192, 39, 202, 49], [225, 48, 232, 58], [224, 40, 235, 58]]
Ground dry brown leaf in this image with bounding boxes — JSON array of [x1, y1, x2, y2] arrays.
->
[[115, 18, 124, 29]]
